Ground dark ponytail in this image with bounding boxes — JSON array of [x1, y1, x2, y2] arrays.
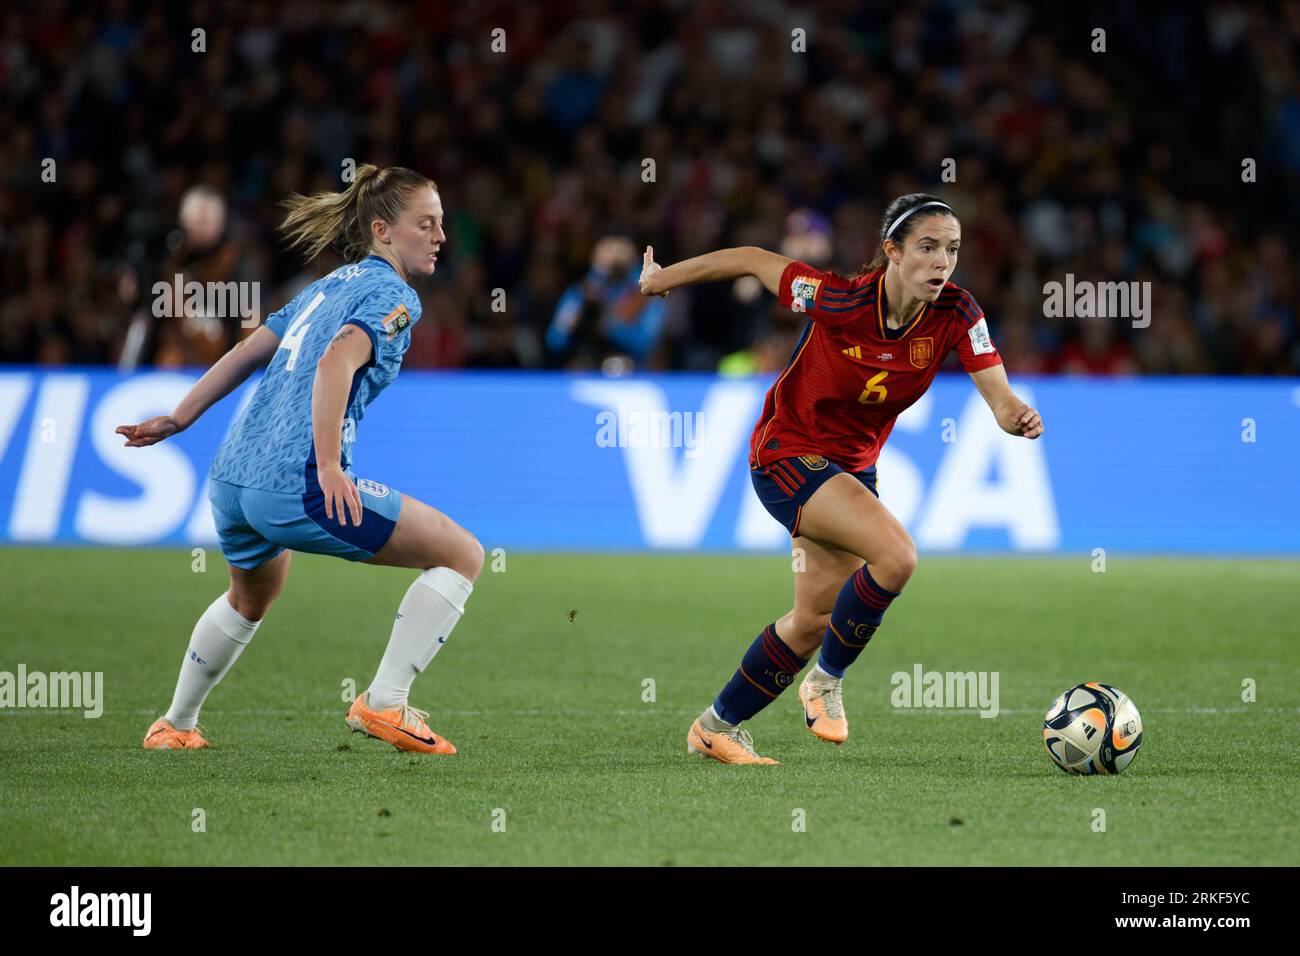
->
[[851, 193, 958, 278]]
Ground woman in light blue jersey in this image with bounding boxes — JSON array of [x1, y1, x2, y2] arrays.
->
[[117, 165, 483, 755]]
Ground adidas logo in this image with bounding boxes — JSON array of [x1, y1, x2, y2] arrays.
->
[[841, 346, 862, 359]]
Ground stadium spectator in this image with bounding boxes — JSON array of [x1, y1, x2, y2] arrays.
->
[[546, 235, 666, 369], [119, 185, 254, 369], [1, 1, 1296, 376]]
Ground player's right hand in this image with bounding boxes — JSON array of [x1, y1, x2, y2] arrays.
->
[[639, 245, 667, 297], [319, 465, 363, 527], [116, 416, 180, 447]]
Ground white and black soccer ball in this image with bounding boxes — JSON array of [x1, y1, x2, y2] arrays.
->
[[1043, 682, 1143, 775]]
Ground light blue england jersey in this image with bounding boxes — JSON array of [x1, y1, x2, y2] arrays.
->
[[210, 255, 421, 494]]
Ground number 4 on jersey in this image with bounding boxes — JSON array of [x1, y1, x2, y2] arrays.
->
[[278, 291, 326, 371]]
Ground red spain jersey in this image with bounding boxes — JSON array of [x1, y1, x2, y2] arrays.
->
[[749, 261, 1003, 472]]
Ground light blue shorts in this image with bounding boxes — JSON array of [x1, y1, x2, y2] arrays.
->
[[209, 476, 404, 569]]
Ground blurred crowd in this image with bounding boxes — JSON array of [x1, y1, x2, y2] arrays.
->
[[2, 0, 1299, 375]]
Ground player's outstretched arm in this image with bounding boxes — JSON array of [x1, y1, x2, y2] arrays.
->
[[115, 324, 283, 446], [968, 363, 1044, 439], [639, 245, 793, 298], [310, 324, 373, 527]]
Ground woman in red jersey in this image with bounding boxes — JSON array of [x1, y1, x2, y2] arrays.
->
[[640, 193, 1043, 765]]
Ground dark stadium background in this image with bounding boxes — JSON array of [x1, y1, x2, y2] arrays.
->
[[2, 0, 1296, 375]]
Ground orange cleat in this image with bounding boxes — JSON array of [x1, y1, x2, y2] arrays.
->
[[143, 717, 210, 750], [798, 672, 848, 744], [345, 693, 457, 755], [687, 718, 778, 765]]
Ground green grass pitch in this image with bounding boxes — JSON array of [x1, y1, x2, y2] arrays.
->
[[1, 547, 1296, 866]]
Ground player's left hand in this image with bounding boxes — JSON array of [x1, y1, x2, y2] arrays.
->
[[116, 416, 181, 447], [1001, 403, 1043, 439]]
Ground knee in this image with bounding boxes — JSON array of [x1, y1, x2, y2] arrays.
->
[[785, 611, 831, 657], [897, 542, 918, 583], [227, 592, 270, 623], [226, 552, 289, 622], [874, 538, 917, 592], [444, 532, 485, 584]]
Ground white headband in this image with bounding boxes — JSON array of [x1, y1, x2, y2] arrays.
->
[[884, 201, 953, 240]]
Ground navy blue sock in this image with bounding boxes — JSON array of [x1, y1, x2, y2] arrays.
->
[[817, 566, 899, 678], [713, 622, 808, 725]]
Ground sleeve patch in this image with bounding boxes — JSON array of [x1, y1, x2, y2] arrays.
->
[[789, 275, 822, 312], [967, 317, 994, 355], [382, 303, 411, 339]]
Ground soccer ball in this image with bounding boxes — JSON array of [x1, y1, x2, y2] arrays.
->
[[1042, 682, 1143, 775]]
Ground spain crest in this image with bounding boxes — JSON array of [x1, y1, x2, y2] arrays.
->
[[909, 336, 935, 368]]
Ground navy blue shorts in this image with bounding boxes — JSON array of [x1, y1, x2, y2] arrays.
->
[[750, 455, 878, 538]]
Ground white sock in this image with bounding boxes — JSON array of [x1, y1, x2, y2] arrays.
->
[[811, 662, 841, 683], [165, 592, 260, 730], [366, 567, 473, 710], [700, 705, 738, 732]]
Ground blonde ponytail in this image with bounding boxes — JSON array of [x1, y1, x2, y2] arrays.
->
[[278, 164, 438, 263]]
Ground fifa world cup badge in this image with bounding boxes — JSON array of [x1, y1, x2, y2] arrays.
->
[[790, 275, 821, 312], [382, 304, 411, 340]]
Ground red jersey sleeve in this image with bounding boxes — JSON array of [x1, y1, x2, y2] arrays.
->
[[948, 288, 1002, 372], [776, 260, 864, 330]]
